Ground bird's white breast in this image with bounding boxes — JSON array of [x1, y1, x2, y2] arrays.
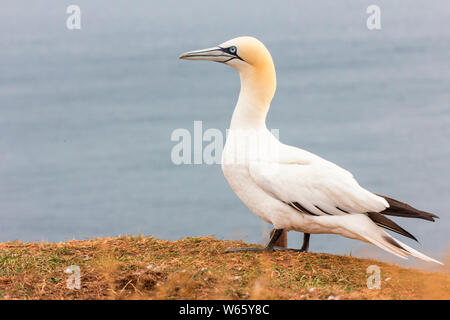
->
[[221, 128, 306, 229]]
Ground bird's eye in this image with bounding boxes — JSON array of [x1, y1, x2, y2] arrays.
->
[[228, 46, 237, 54]]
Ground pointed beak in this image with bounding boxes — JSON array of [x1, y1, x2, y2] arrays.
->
[[178, 46, 233, 63]]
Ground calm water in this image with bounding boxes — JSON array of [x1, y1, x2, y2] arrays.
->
[[0, 1, 449, 266]]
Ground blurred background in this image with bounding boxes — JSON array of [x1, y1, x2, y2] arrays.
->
[[0, 0, 449, 268]]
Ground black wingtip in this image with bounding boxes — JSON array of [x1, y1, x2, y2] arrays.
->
[[383, 235, 410, 253], [429, 213, 440, 219], [376, 194, 440, 222], [368, 211, 419, 242]]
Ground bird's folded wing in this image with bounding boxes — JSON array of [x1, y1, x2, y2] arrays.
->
[[248, 158, 388, 216]]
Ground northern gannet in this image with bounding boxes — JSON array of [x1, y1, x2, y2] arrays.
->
[[179, 36, 442, 264]]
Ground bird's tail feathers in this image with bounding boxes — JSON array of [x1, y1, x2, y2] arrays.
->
[[363, 229, 443, 265]]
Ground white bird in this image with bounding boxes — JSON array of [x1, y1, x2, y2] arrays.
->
[[179, 36, 442, 264]]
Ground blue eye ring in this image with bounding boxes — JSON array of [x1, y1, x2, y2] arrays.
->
[[228, 46, 237, 54]]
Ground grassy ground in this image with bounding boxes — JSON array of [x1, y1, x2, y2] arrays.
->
[[0, 236, 449, 300]]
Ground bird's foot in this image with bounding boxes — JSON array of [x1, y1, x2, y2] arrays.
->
[[273, 246, 308, 252], [225, 247, 269, 253], [225, 246, 308, 253]]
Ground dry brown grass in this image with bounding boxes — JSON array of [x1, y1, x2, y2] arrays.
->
[[0, 236, 448, 300]]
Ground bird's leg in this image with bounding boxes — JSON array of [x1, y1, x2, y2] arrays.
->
[[299, 233, 310, 252], [225, 229, 284, 253], [270, 232, 311, 252], [272, 229, 287, 248], [266, 228, 285, 251]]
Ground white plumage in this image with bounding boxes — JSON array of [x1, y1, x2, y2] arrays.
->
[[180, 36, 442, 264]]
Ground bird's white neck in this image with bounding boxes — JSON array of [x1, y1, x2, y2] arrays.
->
[[230, 60, 276, 130]]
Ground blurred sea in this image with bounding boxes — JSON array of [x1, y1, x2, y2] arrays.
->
[[0, 0, 449, 266]]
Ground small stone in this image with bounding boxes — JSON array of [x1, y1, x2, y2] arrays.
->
[[309, 287, 315, 293], [147, 264, 159, 271]]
